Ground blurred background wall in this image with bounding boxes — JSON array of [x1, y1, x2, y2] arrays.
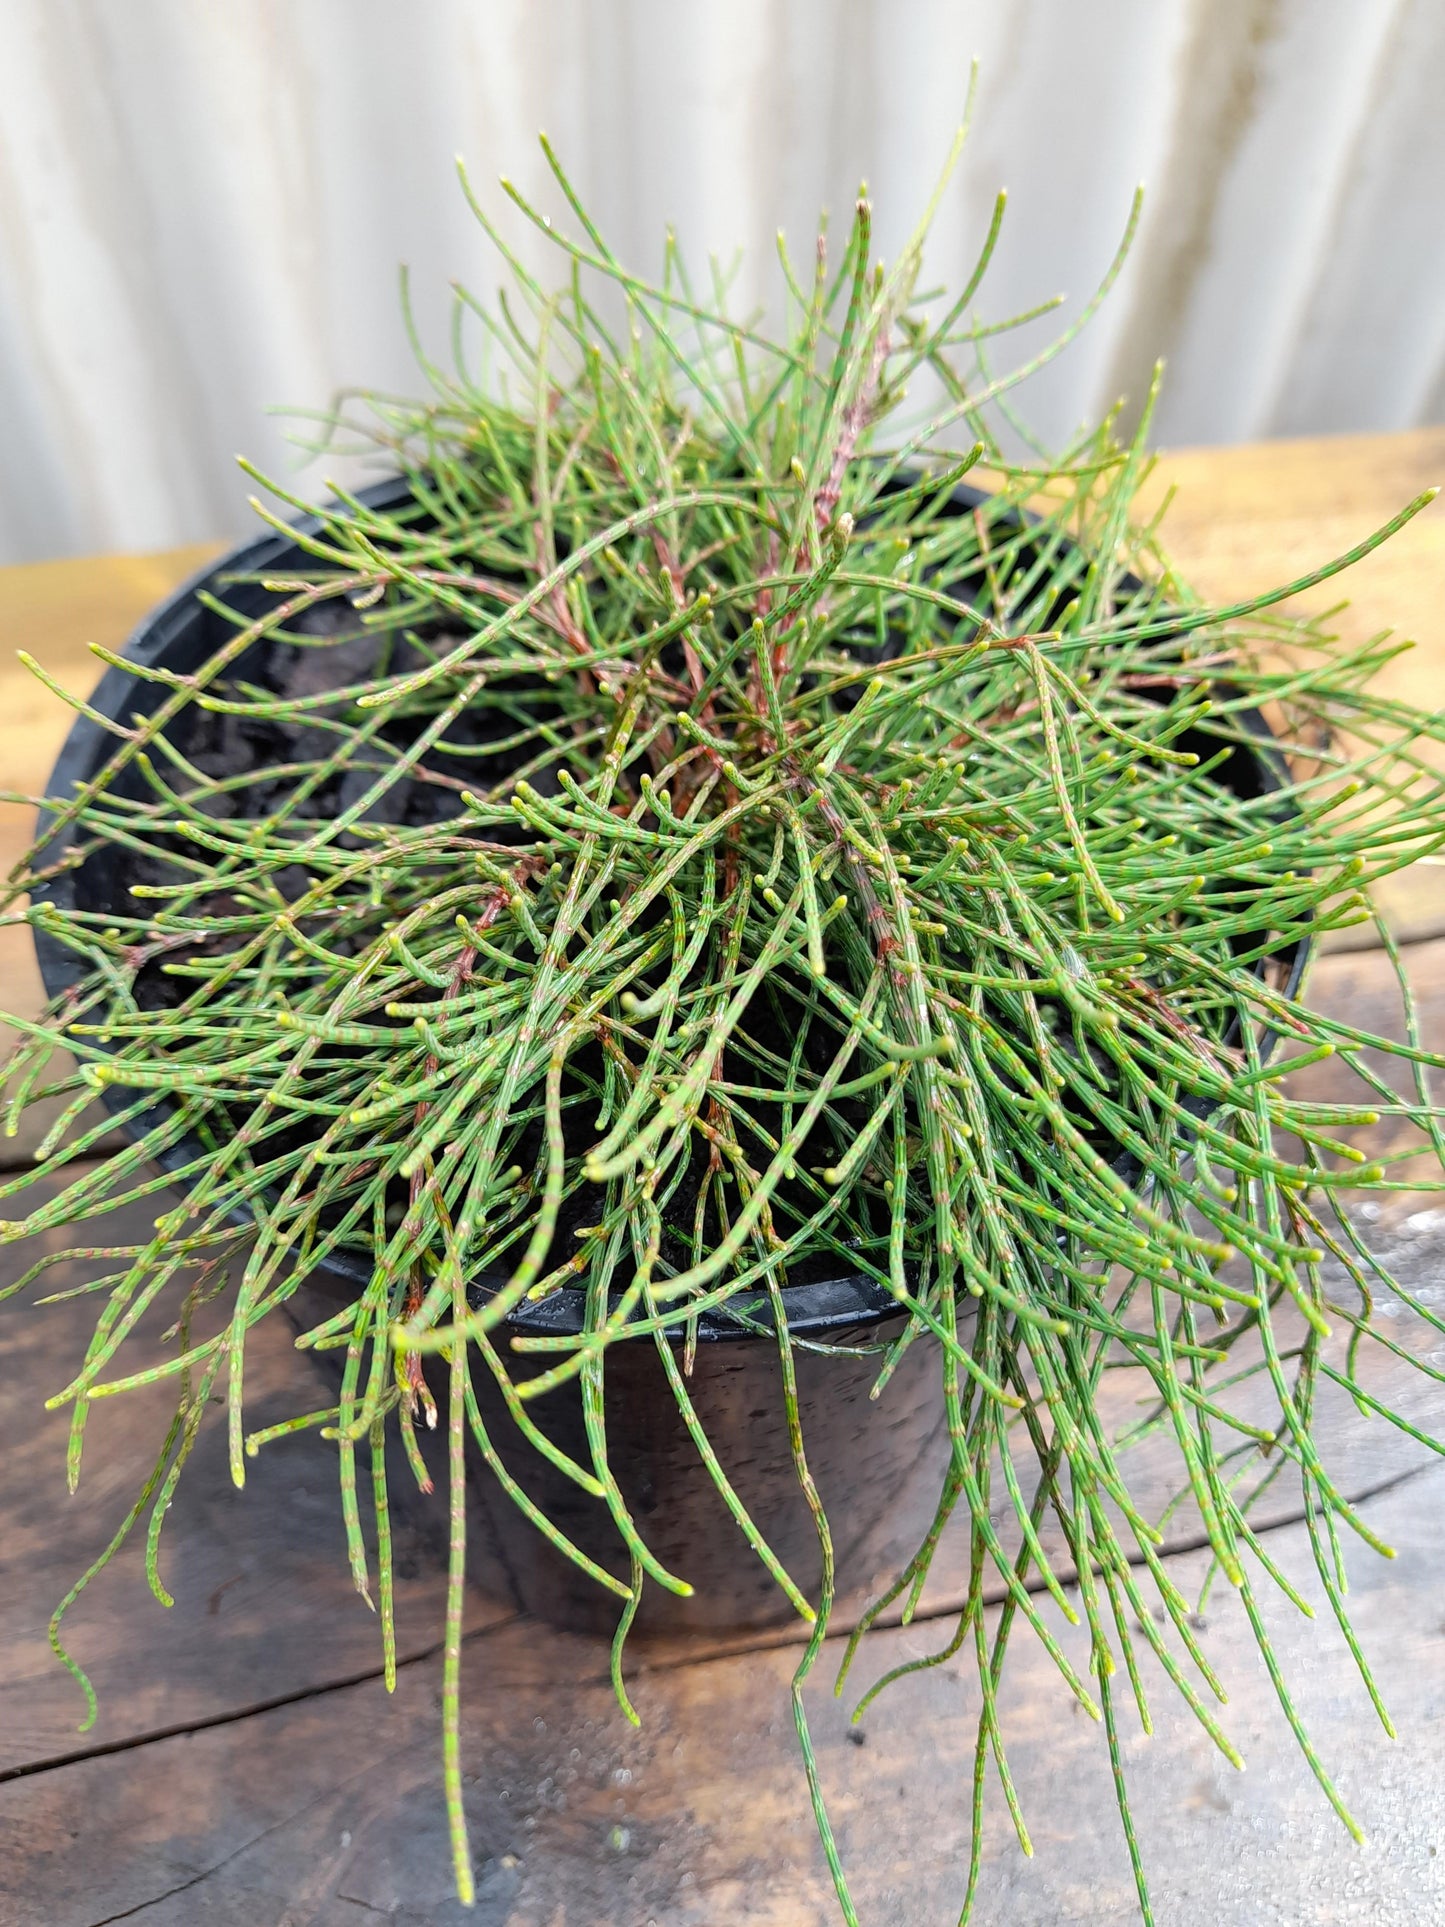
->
[[2, 0, 1443, 565]]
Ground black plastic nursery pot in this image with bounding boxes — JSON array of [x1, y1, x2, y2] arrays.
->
[[30, 476, 1309, 1640]]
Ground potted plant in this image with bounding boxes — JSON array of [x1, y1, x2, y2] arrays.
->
[[5, 130, 1444, 1923]]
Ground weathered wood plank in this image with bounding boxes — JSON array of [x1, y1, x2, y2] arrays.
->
[[1, 1466, 1440, 1926], [3, 935, 1442, 1789], [0, 1179, 516, 1779]]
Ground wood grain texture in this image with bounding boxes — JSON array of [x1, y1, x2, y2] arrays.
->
[[1, 1470, 1441, 1926], [0, 1179, 516, 1780], [1, 938, 1444, 1922]]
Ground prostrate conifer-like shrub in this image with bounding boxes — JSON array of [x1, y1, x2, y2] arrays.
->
[[5, 126, 1444, 1921]]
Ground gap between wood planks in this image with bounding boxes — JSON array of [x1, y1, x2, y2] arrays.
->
[[2, 1456, 1435, 1794]]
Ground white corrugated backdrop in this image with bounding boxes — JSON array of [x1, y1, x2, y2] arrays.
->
[[2, 0, 1443, 564]]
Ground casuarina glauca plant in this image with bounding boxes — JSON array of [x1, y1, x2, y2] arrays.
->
[[5, 114, 1445, 1923]]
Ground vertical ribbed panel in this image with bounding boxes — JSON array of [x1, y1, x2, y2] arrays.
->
[[0, 0, 1438, 562]]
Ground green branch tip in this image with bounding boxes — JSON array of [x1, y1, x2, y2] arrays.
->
[[8, 115, 1444, 1927]]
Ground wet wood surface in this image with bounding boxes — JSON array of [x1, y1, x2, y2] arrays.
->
[[2, 435, 1445, 1923]]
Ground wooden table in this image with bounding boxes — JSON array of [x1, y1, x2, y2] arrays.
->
[[3, 433, 1445, 1926]]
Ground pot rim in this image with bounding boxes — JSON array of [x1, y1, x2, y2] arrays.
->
[[30, 474, 1310, 1342]]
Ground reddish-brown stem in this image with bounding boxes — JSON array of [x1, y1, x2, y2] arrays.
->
[[398, 857, 543, 1413]]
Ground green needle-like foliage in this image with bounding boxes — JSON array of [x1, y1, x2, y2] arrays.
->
[[5, 125, 1445, 1922]]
